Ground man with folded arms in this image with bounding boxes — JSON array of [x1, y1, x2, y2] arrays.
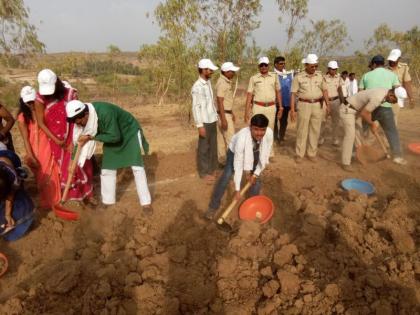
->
[[216, 62, 240, 165], [245, 57, 282, 157], [290, 54, 329, 163], [191, 59, 219, 182], [322, 60, 345, 146]]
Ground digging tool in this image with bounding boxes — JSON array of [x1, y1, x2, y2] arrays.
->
[[356, 129, 387, 165], [0, 211, 34, 236], [55, 143, 82, 221], [216, 180, 253, 231], [61, 143, 82, 203], [372, 129, 391, 159]]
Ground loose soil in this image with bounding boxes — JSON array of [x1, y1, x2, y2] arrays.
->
[[0, 93, 420, 314]]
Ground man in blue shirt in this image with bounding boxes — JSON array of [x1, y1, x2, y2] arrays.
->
[[274, 56, 293, 144]]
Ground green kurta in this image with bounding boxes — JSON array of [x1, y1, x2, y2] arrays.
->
[[92, 102, 149, 170]]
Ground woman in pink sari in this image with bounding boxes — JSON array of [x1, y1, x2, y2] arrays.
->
[[34, 69, 94, 203], [17, 86, 61, 209]]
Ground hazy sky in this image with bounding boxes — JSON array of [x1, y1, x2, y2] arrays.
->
[[25, 0, 419, 55]]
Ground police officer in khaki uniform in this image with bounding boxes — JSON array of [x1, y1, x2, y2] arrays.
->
[[387, 49, 415, 122], [321, 60, 345, 146], [290, 54, 329, 163], [216, 62, 240, 164], [245, 56, 282, 131]]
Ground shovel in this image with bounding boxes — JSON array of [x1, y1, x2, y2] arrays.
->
[[216, 181, 252, 232], [56, 143, 83, 221], [372, 129, 391, 159], [356, 129, 387, 165]]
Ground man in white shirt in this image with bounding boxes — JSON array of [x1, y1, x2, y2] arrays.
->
[[204, 114, 273, 220], [191, 59, 219, 182], [347, 72, 358, 97]]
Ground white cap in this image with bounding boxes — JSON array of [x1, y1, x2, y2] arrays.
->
[[66, 100, 86, 120], [302, 54, 318, 64], [327, 60, 339, 69], [258, 56, 269, 65], [387, 49, 401, 62], [20, 86, 36, 103], [394, 86, 407, 99], [37, 69, 57, 95], [221, 62, 240, 72], [198, 59, 218, 71]]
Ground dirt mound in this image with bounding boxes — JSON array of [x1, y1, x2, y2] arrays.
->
[[1, 183, 419, 314], [0, 186, 418, 315]]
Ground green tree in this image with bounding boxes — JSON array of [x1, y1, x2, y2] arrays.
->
[[107, 44, 121, 56], [198, 0, 262, 64], [0, 0, 44, 58], [139, 0, 202, 104], [276, 0, 308, 44], [297, 19, 351, 57]]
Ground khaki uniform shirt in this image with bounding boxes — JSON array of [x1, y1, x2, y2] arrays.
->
[[389, 62, 412, 83], [323, 73, 344, 98], [291, 71, 327, 100], [215, 75, 234, 111], [347, 88, 388, 112], [247, 72, 280, 103]]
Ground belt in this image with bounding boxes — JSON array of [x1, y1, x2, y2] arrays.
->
[[254, 101, 276, 107], [329, 96, 339, 101], [217, 110, 233, 114], [298, 98, 323, 104]]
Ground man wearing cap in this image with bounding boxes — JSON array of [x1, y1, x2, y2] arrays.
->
[[321, 61, 345, 146], [191, 59, 219, 182], [245, 57, 282, 141], [387, 49, 415, 113], [340, 87, 407, 171], [216, 62, 240, 165], [66, 100, 152, 213], [273, 56, 293, 144], [359, 55, 406, 165], [290, 53, 329, 163]]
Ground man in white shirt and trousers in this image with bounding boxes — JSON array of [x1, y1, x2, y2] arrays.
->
[[191, 59, 219, 182], [204, 114, 273, 226]]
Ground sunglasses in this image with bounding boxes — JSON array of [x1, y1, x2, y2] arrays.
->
[[259, 63, 269, 68], [276, 62, 285, 65]]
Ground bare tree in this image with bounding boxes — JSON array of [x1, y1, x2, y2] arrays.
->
[[276, 0, 308, 44], [297, 19, 351, 57]]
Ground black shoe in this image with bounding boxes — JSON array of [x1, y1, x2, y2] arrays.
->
[[143, 205, 153, 215]]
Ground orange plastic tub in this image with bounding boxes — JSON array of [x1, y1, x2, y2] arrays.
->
[[239, 195, 274, 224], [408, 143, 420, 155]]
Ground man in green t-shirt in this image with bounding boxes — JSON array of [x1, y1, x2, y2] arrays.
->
[[66, 100, 152, 213], [358, 55, 406, 165]]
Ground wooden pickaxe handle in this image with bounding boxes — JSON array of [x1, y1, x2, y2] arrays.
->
[[217, 180, 253, 225], [372, 129, 391, 158], [61, 143, 83, 203]]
